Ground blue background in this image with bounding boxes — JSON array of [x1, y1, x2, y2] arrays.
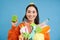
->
[[0, 0, 60, 40]]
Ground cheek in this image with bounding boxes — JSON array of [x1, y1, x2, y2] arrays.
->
[[26, 13, 30, 17], [33, 13, 37, 18], [26, 13, 30, 19]]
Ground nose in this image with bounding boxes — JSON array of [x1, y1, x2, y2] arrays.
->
[[29, 13, 33, 17], [30, 11, 33, 16]]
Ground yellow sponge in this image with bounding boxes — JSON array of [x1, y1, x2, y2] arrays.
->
[[33, 33, 44, 40]]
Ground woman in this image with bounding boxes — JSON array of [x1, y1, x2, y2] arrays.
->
[[8, 3, 50, 40]]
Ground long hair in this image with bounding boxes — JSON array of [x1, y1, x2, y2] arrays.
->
[[22, 4, 39, 24]]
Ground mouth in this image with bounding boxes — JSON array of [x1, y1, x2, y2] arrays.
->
[[29, 16, 34, 19]]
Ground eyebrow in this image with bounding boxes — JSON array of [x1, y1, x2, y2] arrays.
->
[[28, 9, 36, 11]]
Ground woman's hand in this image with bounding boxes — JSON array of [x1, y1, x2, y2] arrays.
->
[[19, 35, 23, 40], [11, 21, 18, 26]]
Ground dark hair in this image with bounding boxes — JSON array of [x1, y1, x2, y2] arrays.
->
[[22, 4, 39, 24]]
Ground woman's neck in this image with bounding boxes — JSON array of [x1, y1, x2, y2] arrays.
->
[[27, 20, 34, 24]]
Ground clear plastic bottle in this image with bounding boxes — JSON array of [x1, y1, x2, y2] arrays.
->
[[38, 18, 50, 28], [38, 18, 50, 33]]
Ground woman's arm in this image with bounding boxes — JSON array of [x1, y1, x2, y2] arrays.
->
[[8, 22, 20, 40]]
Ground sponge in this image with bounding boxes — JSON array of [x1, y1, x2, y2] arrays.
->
[[12, 15, 18, 23]]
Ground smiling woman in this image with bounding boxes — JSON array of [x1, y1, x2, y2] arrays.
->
[[8, 3, 50, 40], [22, 3, 39, 25]]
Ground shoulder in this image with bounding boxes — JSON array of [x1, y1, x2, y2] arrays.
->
[[18, 22, 25, 28]]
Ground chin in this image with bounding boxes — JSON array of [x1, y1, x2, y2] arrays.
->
[[28, 19, 34, 21]]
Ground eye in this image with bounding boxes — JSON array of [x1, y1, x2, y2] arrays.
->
[[28, 10, 31, 13], [33, 11, 35, 13]]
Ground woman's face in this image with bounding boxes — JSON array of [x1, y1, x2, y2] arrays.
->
[[26, 6, 37, 22]]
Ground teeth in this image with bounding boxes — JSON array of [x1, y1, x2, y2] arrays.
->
[[30, 16, 34, 18], [29, 17, 33, 18], [28, 16, 35, 19]]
